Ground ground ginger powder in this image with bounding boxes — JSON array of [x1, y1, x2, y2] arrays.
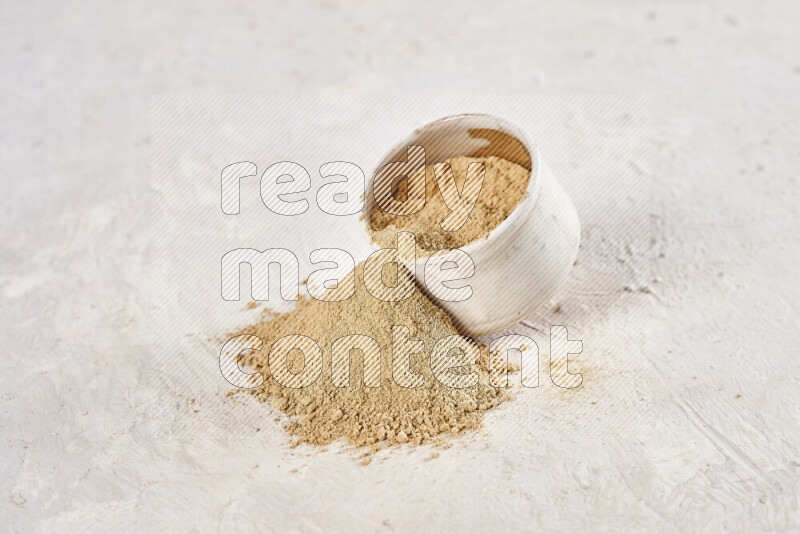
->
[[368, 156, 530, 253], [233, 262, 514, 451]]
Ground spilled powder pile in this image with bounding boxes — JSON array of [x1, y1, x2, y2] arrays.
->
[[233, 262, 514, 451], [368, 156, 530, 253]]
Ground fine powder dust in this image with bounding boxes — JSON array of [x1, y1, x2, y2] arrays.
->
[[232, 261, 514, 453], [368, 156, 530, 253]]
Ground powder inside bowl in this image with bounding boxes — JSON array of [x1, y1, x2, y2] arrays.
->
[[368, 156, 530, 254], [231, 261, 514, 454]]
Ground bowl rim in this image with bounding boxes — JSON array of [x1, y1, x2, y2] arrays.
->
[[362, 112, 542, 258]]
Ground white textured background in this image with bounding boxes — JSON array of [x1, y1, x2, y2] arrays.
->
[[1, 1, 798, 533]]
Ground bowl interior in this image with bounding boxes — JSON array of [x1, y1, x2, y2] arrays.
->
[[364, 114, 535, 227]]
